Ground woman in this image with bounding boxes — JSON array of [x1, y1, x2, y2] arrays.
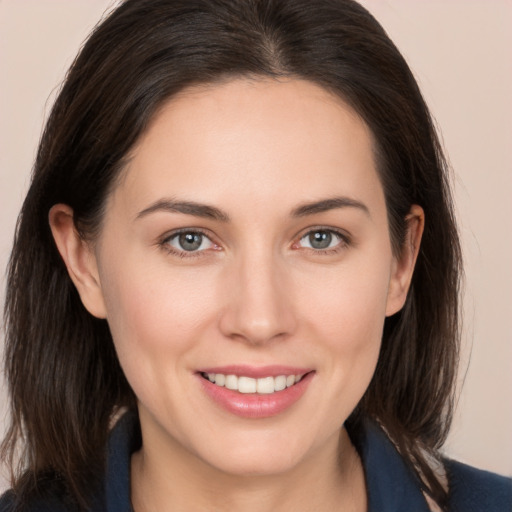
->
[[1, 0, 510, 511]]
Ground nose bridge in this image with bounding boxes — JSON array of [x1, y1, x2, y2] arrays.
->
[[220, 245, 296, 344]]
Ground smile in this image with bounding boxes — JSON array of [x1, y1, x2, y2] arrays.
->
[[197, 366, 314, 418], [201, 373, 304, 394]]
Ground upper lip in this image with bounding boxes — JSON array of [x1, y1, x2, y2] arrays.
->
[[197, 365, 313, 379]]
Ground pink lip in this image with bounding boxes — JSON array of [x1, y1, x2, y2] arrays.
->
[[197, 367, 315, 419]]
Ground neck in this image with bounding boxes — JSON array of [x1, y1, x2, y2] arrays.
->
[[131, 424, 367, 512]]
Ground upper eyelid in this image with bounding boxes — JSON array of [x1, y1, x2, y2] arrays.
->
[[160, 227, 214, 243], [296, 226, 351, 242]]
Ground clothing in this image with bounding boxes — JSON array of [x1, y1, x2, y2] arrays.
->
[[1, 412, 510, 511]]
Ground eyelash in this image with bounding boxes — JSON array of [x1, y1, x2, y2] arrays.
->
[[294, 227, 351, 255], [159, 228, 219, 259], [158, 227, 351, 258]]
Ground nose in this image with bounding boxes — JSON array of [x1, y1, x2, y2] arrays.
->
[[218, 251, 297, 345]]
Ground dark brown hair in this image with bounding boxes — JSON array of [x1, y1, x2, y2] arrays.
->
[[2, 0, 461, 509]]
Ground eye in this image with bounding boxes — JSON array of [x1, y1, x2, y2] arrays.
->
[[297, 229, 348, 251], [164, 231, 216, 253]]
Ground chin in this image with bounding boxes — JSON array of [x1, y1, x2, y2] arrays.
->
[[189, 429, 320, 478], [205, 451, 301, 478]]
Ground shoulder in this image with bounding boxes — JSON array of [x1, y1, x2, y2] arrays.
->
[[0, 492, 77, 512], [0, 492, 65, 512], [0, 412, 138, 512], [0, 477, 80, 512], [445, 458, 512, 512], [0, 491, 16, 512]]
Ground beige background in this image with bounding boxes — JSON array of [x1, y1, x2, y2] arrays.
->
[[0, 0, 511, 488]]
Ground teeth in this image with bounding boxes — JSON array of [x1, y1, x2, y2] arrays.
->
[[256, 376, 274, 394], [238, 376, 257, 393], [225, 375, 238, 390], [215, 374, 226, 386], [203, 372, 305, 394], [274, 375, 287, 391]]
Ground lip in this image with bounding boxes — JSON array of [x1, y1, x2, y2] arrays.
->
[[197, 366, 315, 419]]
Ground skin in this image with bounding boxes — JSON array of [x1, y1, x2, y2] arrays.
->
[[50, 78, 424, 512]]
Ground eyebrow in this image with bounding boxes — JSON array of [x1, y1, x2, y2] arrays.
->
[[291, 196, 370, 218], [136, 195, 369, 222], [136, 199, 230, 222]]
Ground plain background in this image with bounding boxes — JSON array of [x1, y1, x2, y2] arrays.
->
[[0, 0, 511, 489]]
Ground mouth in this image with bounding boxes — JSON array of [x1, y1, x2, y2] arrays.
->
[[197, 366, 314, 418], [199, 372, 307, 395]]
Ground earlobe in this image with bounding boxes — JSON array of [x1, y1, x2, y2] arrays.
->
[[49, 204, 107, 319], [385, 205, 425, 317]]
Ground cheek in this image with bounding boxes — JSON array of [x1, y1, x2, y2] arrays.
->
[[313, 277, 386, 377], [295, 255, 391, 408], [97, 257, 220, 389], [298, 254, 391, 342]]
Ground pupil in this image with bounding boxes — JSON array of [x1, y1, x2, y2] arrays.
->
[[309, 231, 331, 249], [179, 233, 202, 251]]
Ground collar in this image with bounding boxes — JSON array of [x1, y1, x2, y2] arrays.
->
[[103, 411, 430, 512], [347, 420, 430, 512]]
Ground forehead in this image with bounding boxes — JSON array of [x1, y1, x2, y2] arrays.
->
[[112, 78, 383, 218]]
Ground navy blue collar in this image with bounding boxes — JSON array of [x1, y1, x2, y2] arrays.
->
[[103, 412, 139, 512], [103, 412, 430, 512], [348, 420, 430, 511]]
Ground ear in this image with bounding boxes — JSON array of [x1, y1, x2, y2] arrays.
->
[[49, 204, 107, 319], [385, 205, 425, 317]]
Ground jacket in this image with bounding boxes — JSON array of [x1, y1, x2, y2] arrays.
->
[[1, 412, 511, 511]]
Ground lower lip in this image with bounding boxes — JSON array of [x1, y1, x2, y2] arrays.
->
[[198, 372, 314, 419]]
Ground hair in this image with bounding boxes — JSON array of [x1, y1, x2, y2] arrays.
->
[[2, 0, 461, 510]]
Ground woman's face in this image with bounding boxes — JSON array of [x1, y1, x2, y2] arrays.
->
[[63, 78, 419, 476]]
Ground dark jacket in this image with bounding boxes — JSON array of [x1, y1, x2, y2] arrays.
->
[[1, 412, 510, 511]]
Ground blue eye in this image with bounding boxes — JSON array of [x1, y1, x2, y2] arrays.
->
[[298, 229, 346, 250], [166, 231, 215, 252]]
